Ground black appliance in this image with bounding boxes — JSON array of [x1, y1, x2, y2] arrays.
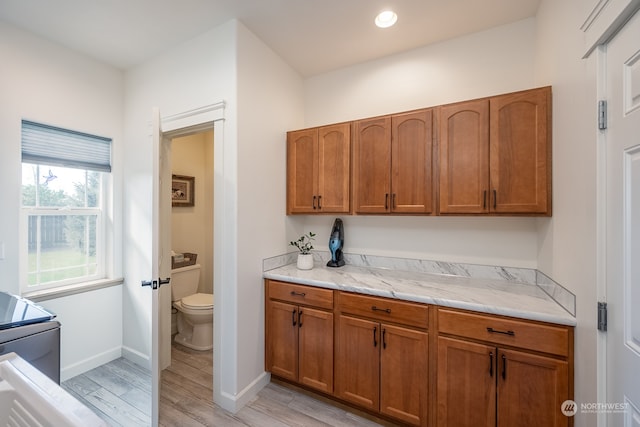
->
[[326, 218, 345, 267], [0, 292, 60, 383]]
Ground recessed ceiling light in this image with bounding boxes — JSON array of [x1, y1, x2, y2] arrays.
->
[[375, 10, 398, 28]]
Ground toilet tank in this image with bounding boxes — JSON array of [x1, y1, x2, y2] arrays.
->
[[171, 264, 201, 301]]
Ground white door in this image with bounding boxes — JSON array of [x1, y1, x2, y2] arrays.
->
[[150, 108, 173, 425], [605, 8, 640, 425]]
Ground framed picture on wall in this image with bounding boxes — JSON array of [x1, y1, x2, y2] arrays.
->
[[172, 175, 195, 207]]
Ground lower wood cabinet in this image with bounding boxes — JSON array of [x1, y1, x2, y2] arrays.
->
[[437, 308, 573, 427], [265, 280, 334, 394], [265, 280, 573, 427], [335, 293, 429, 426]]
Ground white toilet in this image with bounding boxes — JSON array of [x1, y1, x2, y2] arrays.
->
[[171, 264, 214, 351]]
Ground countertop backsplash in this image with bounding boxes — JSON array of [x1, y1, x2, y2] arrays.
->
[[263, 251, 576, 318]]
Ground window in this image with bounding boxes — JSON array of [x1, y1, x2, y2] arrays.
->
[[21, 120, 112, 293]]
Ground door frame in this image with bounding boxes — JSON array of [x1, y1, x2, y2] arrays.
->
[[156, 101, 230, 413]]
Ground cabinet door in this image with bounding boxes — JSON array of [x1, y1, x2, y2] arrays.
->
[[437, 336, 496, 427], [317, 123, 351, 213], [391, 110, 434, 214], [265, 300, 298, 382], [380, 324, 429, 426], [353, 117, 392, 213], [497, 348, 568, 427], [438, 100, 490, 214], [335, 315, 380, 411], [287, 129, 318, 214], [489, 87, 550, 214], [298, 307, 334, 393]]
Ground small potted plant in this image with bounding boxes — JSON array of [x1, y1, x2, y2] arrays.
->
[[290, 232, 316, 270]]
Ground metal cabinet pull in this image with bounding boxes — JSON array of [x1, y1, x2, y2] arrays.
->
[[290, 291, 306, 297], [312, 195, 317, 209], [292, 308, 297, 326], [486, 327, 515, 336], [373, 326, 378, 347], [298, 310, 303, 328], [501, 354, 507, 380], [382, 328, 387, 349], [483, 190, 487, 210], [317, 195, 322, 209], [384, 193, 389, 210], [371, 306, 391, 314], [493, 189, 497, 209], [489, 351, 494, 377]]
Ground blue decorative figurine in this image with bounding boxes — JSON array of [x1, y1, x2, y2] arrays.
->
[[327, 218, 345, 267]]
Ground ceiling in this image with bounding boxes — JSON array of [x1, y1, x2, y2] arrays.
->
[[0, 0, 540, 77]]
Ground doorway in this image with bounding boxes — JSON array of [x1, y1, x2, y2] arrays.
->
[[169, 130, 215, 333], [151, 102, 230, 423], [164, 126, 215, 422]]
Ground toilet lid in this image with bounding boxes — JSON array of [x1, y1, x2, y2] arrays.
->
[[181, 293, 213, 309]]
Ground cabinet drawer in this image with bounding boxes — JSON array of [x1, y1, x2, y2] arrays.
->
[[438, 308, 570, 357], [338, 292, 428, 329], [267, 280, 333, 310]]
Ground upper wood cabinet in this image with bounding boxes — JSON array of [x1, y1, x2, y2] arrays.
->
[[352, 116, 391, 213], [352, 109, 434, 214], [490, 88, 551, 214], [438, 87, 551, 215], [286, 123, 351, 214], [286, 86, 551, 216], [438, 99, 490, 214]]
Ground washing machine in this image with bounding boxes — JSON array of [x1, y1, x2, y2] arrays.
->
[[0, 291, 60, 383]]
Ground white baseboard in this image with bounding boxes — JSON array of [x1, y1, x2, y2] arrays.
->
[[60, 346, 122, 381], [121, 345, 151, 370], [215, 372, 271, 413]]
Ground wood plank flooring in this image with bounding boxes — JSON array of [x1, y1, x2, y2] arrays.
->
[[63, 341, 389, 426]]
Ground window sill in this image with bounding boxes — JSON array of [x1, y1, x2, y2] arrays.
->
[[23, 278, 124, 303]]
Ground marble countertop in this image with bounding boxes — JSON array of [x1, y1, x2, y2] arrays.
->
[[263, 262, 576, 326]]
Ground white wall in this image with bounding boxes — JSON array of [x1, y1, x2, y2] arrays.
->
[[299, 18, 540, 269], [123, 19, 304, 410], [534, 1, 599, 426], [300, 7, 599, 425], [172, 131, 214, 294], [39, 286, 123, 380], [122, 20, 238, 376], [0, 22, 124, 379], [236, 22, 304, 403]]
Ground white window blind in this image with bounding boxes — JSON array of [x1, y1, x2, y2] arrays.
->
[[21, 120, 112, 172]]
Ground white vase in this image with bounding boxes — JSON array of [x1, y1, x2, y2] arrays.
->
[[296, 253, 314, 270]]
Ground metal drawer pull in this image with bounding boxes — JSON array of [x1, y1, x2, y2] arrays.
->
[[486, 327, 515, 336], [501, 354, 507, 380], [373, 326, 378, 347], [371, 306, 391, 314], [290, 291, 306, 297], [298, 310, 303, 328], [292, 308, 297, 326]]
